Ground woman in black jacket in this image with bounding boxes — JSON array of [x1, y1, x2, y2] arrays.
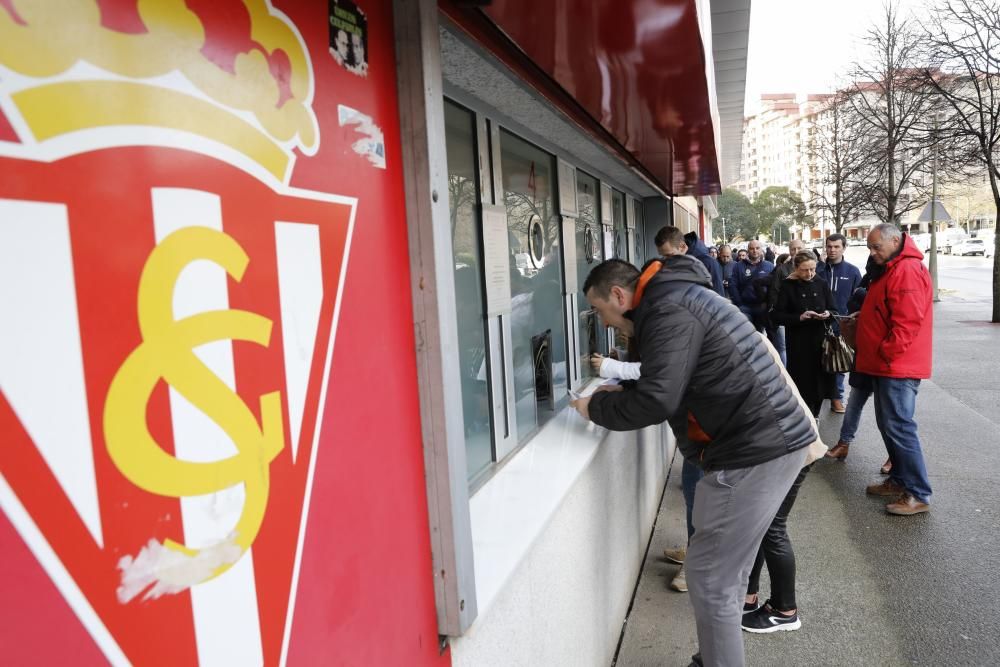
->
[[770, 251, 838, 417]]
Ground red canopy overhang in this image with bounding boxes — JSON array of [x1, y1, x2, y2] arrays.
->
[[440, 0, 722, 197]]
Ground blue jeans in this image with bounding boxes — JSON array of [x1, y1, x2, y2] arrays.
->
[[834, 372, 846, 400], [681, 459, 703, 541], [767, 325, 786, 366], [838, 385, 872, 444], [872, 377, 932, 503]]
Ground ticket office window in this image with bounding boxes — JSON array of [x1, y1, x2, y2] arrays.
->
[[575, 171, 608, 382], [443, 100, 493, 481], [443, 99, 647, 484], [499, 129, 568, 445], [443, 100, 573, 485]]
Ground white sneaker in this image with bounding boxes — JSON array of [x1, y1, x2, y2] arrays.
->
[[663, 547, 686, 564], [669, 564, 688, 592]]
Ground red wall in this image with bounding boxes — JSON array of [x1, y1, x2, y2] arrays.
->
[[0, 1, 448, 665]]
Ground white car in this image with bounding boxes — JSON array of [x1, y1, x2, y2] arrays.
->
[[953, 238, 986, 256]]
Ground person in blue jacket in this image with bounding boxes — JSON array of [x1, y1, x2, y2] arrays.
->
[[816, 233, 862, 412], [729, 239, 781, 358]]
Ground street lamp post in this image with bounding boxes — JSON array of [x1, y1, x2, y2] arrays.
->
[[929, 114, 940, 303], [719, 216, 727, 244]]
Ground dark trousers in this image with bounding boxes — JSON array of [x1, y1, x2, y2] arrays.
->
[[740, 304, 786, 365], [746, 465, 811, 611], [681, 458, 704, 541]]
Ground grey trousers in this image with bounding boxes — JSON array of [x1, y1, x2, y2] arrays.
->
[[685, 447, 808, 667]]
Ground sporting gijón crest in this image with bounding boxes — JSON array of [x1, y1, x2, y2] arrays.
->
[[0, 147, 355, 665]]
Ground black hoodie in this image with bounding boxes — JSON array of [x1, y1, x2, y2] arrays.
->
[[684, 231, 726, 297], [588, 254, 816, 470]]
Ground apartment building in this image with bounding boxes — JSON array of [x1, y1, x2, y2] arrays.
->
[[736, 94, 835, 238]]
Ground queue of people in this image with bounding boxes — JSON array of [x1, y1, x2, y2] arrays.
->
[[571, 224, 934, 666]]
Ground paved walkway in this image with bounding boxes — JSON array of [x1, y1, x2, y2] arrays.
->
[[615, 295, 1000, 666]]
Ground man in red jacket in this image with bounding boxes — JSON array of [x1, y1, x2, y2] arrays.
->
[[854, 223, 933, 515]]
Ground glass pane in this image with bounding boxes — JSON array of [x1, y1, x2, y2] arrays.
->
[[500, 130, 566, 442], [575, 171, 607, 382], [633, 199, 645, 264], [612, 189, 626, 259], [444, 101, 493, 481]]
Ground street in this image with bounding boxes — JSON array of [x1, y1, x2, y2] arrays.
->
[[616, 247, 1000, 666], [844, 245, 995, 302]]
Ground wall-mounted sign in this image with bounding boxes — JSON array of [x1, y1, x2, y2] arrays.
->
[[561, 217, 578, 294], [557, 158, 578, 217], [482, 204, 513, 316], [0, 2, 361, 664], [600, 183, 612, 224]]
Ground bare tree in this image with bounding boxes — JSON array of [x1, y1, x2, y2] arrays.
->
[[806, 90, 876, 234], [920, 0, 1000, 322], [849, 3, 941, 225]]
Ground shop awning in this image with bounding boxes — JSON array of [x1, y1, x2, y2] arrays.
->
[[441, 0, 749, 197]]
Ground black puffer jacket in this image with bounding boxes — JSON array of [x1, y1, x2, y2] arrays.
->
[[588, 255, 816, 470]]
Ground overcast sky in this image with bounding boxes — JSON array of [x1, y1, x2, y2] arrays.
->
[[744, 0, 928, 114]]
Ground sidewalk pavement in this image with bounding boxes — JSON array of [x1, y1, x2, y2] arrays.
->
[[614, 295, 1000, 666]]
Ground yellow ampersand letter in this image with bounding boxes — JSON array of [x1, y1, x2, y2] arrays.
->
[[104, 226, 284, 579]]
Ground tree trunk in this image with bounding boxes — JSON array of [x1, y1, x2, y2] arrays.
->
[[993, 199, 1000, 323]]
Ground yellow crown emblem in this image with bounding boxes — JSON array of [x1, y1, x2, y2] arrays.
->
[[0, 0, 318, 182]]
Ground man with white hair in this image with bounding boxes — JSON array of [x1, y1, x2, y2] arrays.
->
[[854, 223, 933, 515]]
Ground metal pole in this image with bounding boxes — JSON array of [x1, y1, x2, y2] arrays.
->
[[929, 116, 940, 302], [720, 216, 727, 244]]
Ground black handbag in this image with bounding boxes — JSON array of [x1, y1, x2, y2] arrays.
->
[[822, 322, 854, 374]]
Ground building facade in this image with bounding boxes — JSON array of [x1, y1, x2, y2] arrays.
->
[[737, 94, 837, 239], [0, 1, 747, 665]]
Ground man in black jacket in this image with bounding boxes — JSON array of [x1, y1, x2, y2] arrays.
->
[[572, 257, 814, 667]]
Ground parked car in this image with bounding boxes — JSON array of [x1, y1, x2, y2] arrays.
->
[[939, 230, 969, 254], [953, 238, 986, 256]]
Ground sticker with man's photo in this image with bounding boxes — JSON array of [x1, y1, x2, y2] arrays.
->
[[329, 0, 368, 77]]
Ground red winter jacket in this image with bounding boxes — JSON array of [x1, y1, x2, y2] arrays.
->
[[854, 234, 933, 379]]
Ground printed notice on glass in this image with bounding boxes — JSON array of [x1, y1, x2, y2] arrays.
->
[[562, 217, 578, 294], [482, 204, 512, 316], [600, 183, 612, 224], [557, 158, 578, 217], [604, 227, 616, 259]]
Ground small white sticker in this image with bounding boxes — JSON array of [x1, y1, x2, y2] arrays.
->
[[338, 105, 386, 169]]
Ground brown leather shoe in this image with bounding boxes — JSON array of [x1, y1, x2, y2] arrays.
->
[[880, 458, 893, 475], [886, 494, 930, 515], [831, 399, 846, 413], [826, 441, 850, 460], [866, 479, 906, 496]]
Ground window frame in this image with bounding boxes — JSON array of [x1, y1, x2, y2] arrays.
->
[[441, 96, 648, 493]]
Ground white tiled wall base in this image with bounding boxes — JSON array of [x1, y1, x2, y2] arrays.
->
[[451, 420, 672, 666]]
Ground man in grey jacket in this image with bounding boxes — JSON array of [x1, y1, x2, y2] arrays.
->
[[571, 257, 815, 667]]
